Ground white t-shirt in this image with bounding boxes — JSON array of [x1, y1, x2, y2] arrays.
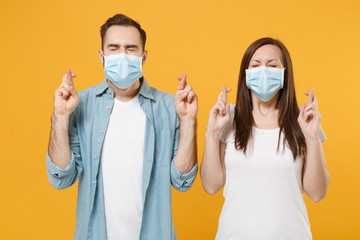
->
[[101, 95, 146, 240], [216, 104, 326, 240]]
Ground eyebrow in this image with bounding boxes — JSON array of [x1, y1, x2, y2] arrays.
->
[[268, 59, 280, 62], [250, 60, 261, 63], [125, 44, 138, 49], [107, 43, 139, 49]]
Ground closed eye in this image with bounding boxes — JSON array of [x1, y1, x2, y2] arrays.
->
[[126, 45, 138, 51]]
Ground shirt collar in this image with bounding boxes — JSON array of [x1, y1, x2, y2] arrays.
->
[[95, 77, 154, 100], [138, 77, 154, 100], [95, 78, 109, 96]]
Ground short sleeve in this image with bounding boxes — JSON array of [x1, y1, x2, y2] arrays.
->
[[319, 124, 327, 143], [219, 104, 235, 143]]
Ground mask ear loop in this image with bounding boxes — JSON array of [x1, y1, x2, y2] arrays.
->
[[99, 50, 105, 66], [281, 67, 286, 88]]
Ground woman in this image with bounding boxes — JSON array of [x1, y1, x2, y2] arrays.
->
[[200, 38, 330, 240]]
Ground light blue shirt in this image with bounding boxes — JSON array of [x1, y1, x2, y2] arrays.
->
[[46, 77, 198, 240]]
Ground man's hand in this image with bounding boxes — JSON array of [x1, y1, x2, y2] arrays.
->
[[49, 69, 79, 170], [174, 74, 198, 121], [54, 69, 80, 116]]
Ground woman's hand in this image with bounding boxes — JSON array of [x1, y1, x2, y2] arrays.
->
[[207, 86, 231, 136], [298, 89, 321, 140], [299, 89, 330, 202]]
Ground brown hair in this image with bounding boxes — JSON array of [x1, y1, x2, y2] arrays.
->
[[100, 14, 146, 50], [234, 37, 306, 159]]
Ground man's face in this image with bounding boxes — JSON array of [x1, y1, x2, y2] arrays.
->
[[101, 25, 145, 58]]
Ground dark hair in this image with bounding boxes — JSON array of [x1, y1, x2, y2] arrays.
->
[[100, 14, 146, 50], [234, 37, 306, 159]]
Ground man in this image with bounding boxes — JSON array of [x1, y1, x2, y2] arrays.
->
[[46, 14, 198, 240]]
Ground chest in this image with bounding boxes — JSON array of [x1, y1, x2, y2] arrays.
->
[[224, 129, 304, 180]]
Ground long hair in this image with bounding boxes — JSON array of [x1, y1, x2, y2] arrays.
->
[[234, 38, 306, 159]]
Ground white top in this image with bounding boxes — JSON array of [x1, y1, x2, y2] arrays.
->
[[216, 104, 326, 240], [101, 95, 146, 240]]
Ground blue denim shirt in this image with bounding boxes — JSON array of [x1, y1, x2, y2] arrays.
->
[[46, 78, 198, 240]]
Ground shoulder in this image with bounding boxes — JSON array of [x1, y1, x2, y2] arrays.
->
[[151, 87, 175, 107], [151, 87, 175, 101], [71, 82, 104, 117], [75, 84, 100, 102], [148, 87, 178, 129]]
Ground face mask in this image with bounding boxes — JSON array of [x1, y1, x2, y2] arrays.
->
[[245, 66, 285, 102], [104, 52, 143, 89]]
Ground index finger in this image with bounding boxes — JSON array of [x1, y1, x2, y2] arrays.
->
[[177, 73, 187, 90], [222, 86, 228, 102], [63, 69, 74, 86], [221, 85, 231, 98], [218, 86, 227, 103], [306, 88, 314, 106]]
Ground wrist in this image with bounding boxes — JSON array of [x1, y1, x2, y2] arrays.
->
[[305, 135, 321, 145], [205, 128, 221, 139], [179, 117, 197, 126], [52, 112, 71, 126]]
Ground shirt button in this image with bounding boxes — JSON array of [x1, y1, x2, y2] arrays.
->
[[94, 154, 98, 159], [106, 106, 110, 110], [93, 180, 96, 184], [100, 130, 104, 134], [108, 90, 112, 94]]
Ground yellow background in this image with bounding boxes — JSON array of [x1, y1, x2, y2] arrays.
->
[[1, 0, 359, 239]]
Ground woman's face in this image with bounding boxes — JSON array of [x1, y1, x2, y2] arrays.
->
[[248, 44, 284, 69]]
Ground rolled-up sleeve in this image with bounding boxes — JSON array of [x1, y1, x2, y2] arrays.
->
[[46, 112, 83, 190], [171, 161, 198, 192], [170, 115, 198, 192], [46, 151, 82, 190]]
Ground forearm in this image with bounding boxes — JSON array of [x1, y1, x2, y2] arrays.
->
[[173, 119, 197, 174], [303, 138, 330, 202], [48, 113, 72, 170], [200, 131, 225, 195]]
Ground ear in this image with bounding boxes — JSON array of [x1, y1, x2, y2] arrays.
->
[[142, 50, 148, 65], [98, 49, 104, 65]]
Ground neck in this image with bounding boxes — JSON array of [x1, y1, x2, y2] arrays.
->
[[108, 78, 141, 102], [251, 91, 280, 129]]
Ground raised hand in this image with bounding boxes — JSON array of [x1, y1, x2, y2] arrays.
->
[[207, 86, 231, 135], [174, 74, 198, 121], [54, 69, 80, 116], [298, 89, 321, 140]]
